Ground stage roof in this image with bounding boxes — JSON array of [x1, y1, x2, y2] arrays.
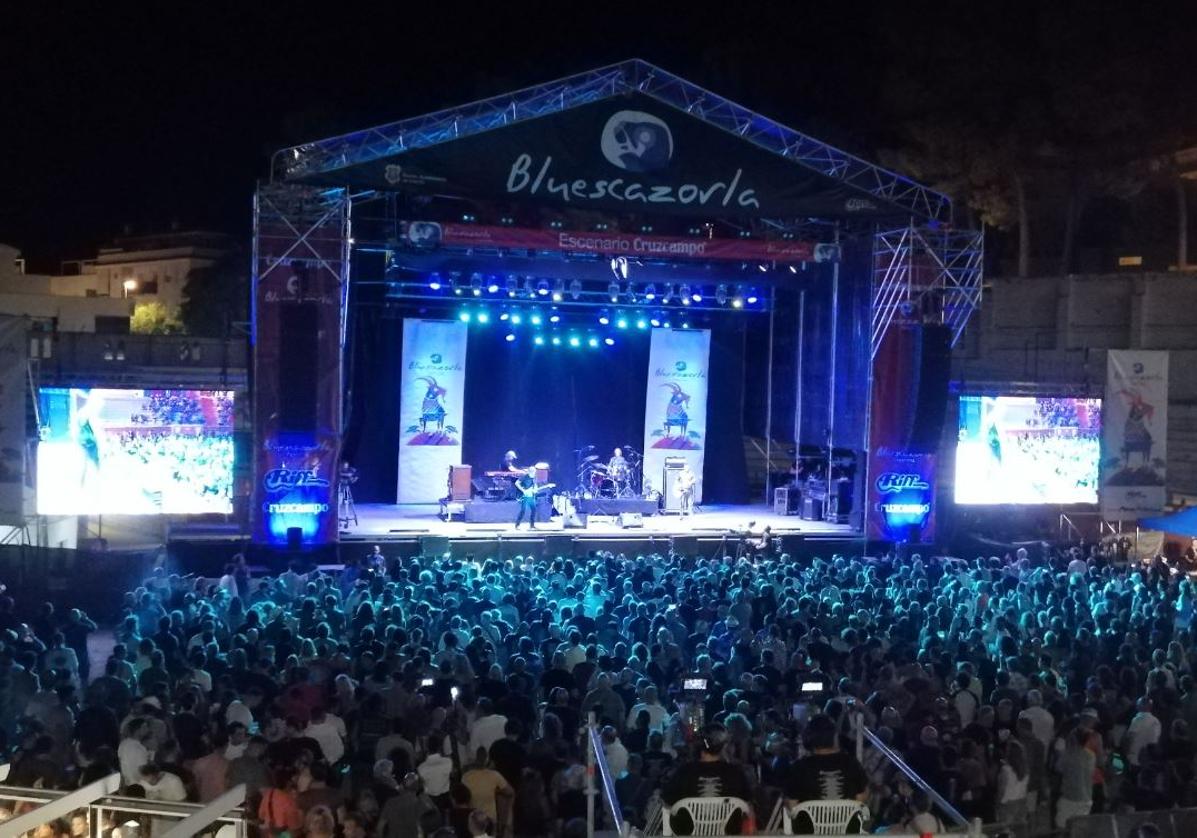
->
[[275, 59, 951, 224]]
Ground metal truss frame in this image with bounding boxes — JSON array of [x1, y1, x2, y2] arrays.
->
[[273, 59, 952, 224], [251, 183, 353, 347], [871, 223, 984, 358]]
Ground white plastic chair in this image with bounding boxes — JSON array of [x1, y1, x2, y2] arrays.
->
[[662, 796, 751, 836], [783, 800, 870, 835]]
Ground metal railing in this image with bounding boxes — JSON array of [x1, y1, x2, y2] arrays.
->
[[587, 714, 633, 838]]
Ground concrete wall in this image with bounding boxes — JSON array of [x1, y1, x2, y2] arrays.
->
[[953, 271, 1197, 498]]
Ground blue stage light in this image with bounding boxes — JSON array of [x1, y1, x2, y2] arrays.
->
[[459, 311, 471, 323], [530, 314, 542, 326], [616, 317, 628, 329], [511, 314, 523, 325], [551, 336, 561, 346], [536, 279, 550, 296], [428, 272, 443, 290], [636, 318, 647, 330], [691, 290, 703, 302], [598, 314, 610, 325], [681, 322, 690, 329], [650, 317, 661, 327], [604, 337, 615, 346], [534, 335, 545, 346], [588, 337, 599, 348], [644, 284, 657, 301], [746, 293, 759, 304], [487, 279, 500, 293], [505, 333, 515, 342], [568, 336, 581, 348], [476, 312, 489, 324], [549, 314, 561, 323], [500, 312, 510, 321], [662, 320, 671, 328]]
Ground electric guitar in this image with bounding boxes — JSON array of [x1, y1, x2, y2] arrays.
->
[[675, 473, 697, 496], [518, 482, 556, 498]]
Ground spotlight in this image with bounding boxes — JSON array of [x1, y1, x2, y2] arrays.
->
[[500, 311, 510, 321], [650, 316, 661, 327], [758, 264, 768, 273], [523, 277, 535, 297], [476, 311, 489, 324], [506, 275, 519, 296], [500, 216, 515, 226], [640, 224, 653, 233], [505, 333, 516, 342], [588, 337, 599, 348], [681, 321, 690, 329], [470, 273, 483, 296], [569, 278, 582, 300], [610, 256, 629, 280], [662, 284, 673, 304], [552, 279, 565, 302], [598, 312, 610, 326], [458, 311, 471, 323], [551, 336, 562, 346], [746, 292, 759, 304], [461, 213, 476, 223], [644, 283, 657, 301], [530, 314, 543, 326], [549, 219, 564, 230], [636, 318, 648, 330], [616, 316, 628, 330], [691, 289, 703, 302], [625, 283, 637, 303], [452, 277, 463, 295], [534, 335, 545, 346], [608, 280, 620, 302], [788, 265, 798, 274], [716, 284, 728, 305], [549, 314, 561, 323], [568, 335, 581, 348], [679, 284, 691, 304], [536, 278, 550, 297], [428, 272, 443, 291], [732, 298, 743, 309], [487, 278, 500, 293], [604, 337, 616, 346], [511, 313, 523, 325], [662, 320, 671, 328]]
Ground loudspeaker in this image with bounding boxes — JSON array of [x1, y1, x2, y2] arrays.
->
[[662, 457, 686, 513], [448, 465, 472, 501], [278, 303, 318, 433], [802, 496, 823, 521], [774, 487, 800, 515], [827, 478, 853, 523], [419, 535, 451, 557], [286, 527, 303, 550], [562, 511, 588, 529], [617, 512, 644, 529], [905, 324, 952, 452]]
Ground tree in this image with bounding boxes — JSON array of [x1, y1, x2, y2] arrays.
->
[[180, 247, 249, 337], [130, 301, 182, 335]]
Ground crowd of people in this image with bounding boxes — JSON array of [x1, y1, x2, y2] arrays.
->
[[2, 541, 1197, 837], [133, 391, 232, 428]]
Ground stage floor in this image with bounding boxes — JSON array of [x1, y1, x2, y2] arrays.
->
[[341, 502, 858, 544]]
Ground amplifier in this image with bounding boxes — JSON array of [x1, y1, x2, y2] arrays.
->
[[802, 496, 824, 521], [448, 465, 472, 501], [618, 512, 645, 529], [774, 487, 800, 515], [562, 511, 588, 529]]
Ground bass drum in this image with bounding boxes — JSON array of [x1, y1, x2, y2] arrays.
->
[[597, 477, 617, 498]]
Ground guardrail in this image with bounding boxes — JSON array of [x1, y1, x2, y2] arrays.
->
[[587, 713, 632, 838]]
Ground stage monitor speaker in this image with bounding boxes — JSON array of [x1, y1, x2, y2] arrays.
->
[[670, 535, 698, 555], [562, 511, 588, 529], [470, 478, 490, 496], [278, 303, 318, 433], [905, 324, 952, 453], [802, 496, 824, 521], [662, 457, 686, 513], [618, 512, 644, 529], [448, 465, 472, 501], [419, 535, 451, 557], [286, 527, 303, 550]]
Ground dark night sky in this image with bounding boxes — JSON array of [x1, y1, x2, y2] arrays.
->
[[3, 4, 1194, 271]]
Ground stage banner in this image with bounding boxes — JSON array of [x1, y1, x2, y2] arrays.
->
[[867, 448, 936, 542], [1102, 350, 1169, 520], [644, 328, 711, 503], [397, 319, 468, 503], [0, 316, 26, 525]]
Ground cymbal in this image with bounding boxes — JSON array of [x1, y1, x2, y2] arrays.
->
[[582, 455, 601, 463], [590, 463, 608, 473]]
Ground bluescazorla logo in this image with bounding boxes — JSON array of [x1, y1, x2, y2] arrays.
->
[[675, 361, 687, 372], [601, 111, 674, 172], [430, 353, 443, 364]]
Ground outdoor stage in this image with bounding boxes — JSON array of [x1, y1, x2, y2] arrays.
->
[[339, 502, 858, 557]]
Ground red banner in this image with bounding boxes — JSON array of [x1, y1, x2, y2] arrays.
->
[[407, 222, 815, 263]]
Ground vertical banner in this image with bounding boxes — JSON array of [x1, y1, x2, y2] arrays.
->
[[0, 316, 26, 525], [644, 328, 711, 502], [252, 185, 348, 546], [397, 319, 468, 503], [1102, 350, 1168, 520], [868, 448, 936, 541]]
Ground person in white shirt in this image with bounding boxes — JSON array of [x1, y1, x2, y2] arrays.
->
[[417, 742, 455, 798], [1017, 690, 1055, 749], [139, 763, 188, 801], [224, 722, 250, 760], [1124, 697, 1162, 767], [304, 708, 347, 765], [602, 726, 629, 778], [468, 698, 509, 756], [118, 719, 154, 787], [626, 685, 669, 732]]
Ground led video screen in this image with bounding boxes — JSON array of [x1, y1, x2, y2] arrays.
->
[[955, 395, 1101, 505], [37, 388, 234, 515]]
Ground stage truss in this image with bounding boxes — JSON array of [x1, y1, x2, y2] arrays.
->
[[871, 223, 984, 357], [273, 59, 952, 225]]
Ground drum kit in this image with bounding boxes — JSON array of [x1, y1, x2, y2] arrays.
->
[[573, 444, 643, 499]]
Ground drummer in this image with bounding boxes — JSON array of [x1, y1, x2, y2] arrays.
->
[[608, 448, 628, 481]]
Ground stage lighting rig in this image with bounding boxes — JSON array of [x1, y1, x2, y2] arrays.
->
[[608, 280, 620, 302], [679, 284, 691, 305], [428, 272, 443, 291], [569, 279, 582, 300], [644, 283, 657, 301], [552, 279, 565, 301], [470, 273, 483, 296], [536, 278, 550, 297], [716, 284, 728, 305], [506, 275, 518, 297]]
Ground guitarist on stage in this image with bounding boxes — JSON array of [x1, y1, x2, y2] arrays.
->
[[514, 466, 542, 530], [677, 463, 697, 517]]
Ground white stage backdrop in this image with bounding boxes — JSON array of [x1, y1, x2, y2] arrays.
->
[[1102, 349, 1168, 520], [644, 328, 711, 503], [397, 319, 468, 503], [0, 317, 26, 525]]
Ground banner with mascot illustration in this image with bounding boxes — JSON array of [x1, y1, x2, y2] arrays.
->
[[1102, 350, 1168, 520], [398, 319, 468, 503], [644, 328, 711, 503]]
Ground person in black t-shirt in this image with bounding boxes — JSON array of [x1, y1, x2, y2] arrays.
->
[[662, 723, 752, 835], [785, 714, 868, 833]]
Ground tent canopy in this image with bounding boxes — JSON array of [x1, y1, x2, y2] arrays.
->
[[1140, 506, 1197, 537]]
